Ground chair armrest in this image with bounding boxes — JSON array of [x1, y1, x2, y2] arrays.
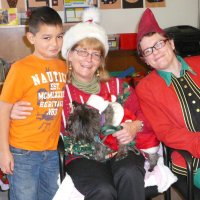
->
[[57, 135, 66, 183], [162, 143, 194, 200], [171, 148, 193, 200], [174, 149, 193, 175], [162, 144, 193, 169]]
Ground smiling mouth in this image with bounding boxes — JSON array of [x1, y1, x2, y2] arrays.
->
[[50, 49, 59, 53], [80, 64, 93, 69]]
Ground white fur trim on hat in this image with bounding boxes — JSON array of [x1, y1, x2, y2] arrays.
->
[[86, 94, 109, 114], [140, 146, 160, 154], [61, 7, 109, 60], [110, 102, 124, 126]]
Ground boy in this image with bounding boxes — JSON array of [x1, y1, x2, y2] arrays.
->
[[0, 6, 67, 200]]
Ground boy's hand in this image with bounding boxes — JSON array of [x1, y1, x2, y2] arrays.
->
[[0, 150, 14, 174], [11, 101, 33, 120]]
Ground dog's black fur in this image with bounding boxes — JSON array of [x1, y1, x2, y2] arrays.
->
[[66, 101, 128, 161], [67, 101, 101, 143]]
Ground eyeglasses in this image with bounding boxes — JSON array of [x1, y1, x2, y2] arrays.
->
[[74, 49, 101, 61], [142, 39, 168, 57]]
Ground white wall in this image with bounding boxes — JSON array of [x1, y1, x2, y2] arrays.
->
[[100, 0, 199, 34]]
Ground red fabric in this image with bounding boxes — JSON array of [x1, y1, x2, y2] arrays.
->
[[0, 169, 9, 185], [136, 8, 165, 49], [99, 134, 119, 151], [122, 108, 136, 122], [136, 55, 200, 169], [119, 33, 137, 50], [135, 132, 160, 150], [101, 92, 112, 102]]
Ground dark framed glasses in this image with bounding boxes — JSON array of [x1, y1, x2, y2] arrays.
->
[[142, 39, 168, 57]]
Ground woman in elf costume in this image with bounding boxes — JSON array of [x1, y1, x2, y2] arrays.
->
[[136, 8, 200, 199]]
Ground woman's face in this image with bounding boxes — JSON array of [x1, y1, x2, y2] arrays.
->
[[68, 46, 102, 83], [140, 33, 176, 71]]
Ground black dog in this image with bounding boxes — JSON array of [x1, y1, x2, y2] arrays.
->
[[66, 101, 130, 161]]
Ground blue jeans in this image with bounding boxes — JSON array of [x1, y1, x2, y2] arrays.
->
[[8, 146, 59, 200]]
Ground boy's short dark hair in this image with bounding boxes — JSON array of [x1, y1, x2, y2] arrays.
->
[[28, 6, 62, 34]]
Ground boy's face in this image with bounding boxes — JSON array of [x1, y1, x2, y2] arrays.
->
[[27, 24, 64, 60]]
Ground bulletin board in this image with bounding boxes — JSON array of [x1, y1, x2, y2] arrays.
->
[[0, 0, 199, 35]]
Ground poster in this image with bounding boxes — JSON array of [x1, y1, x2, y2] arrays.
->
[[145, 0, 166, 8], [99, 0, 121, 10], [64, 7, 84, 22], [64, 0, 97, 8], [64, 0, 97, 22], [122, 0, 143, 9], [0, 8, 18, 26], [0, 0, 26, 12], [26, 0, 63, 11]]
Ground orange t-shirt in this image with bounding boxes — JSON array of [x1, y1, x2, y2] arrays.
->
[[0, 55, 67, 151]]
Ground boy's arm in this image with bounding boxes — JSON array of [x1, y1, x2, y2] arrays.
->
[[0, 101, 14, 174]]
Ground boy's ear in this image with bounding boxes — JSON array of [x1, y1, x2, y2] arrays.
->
[[26, 32, 35, 45]]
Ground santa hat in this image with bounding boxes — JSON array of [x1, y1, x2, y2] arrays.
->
[[136, 8, 165, 51], [86, 94, 125, 126], [62, 7, 109, 60], [86, 94, 109, 114]]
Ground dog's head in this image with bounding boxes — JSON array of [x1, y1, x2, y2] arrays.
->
[[66, 101, 101, 142]]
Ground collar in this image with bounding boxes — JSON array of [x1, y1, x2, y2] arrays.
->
[[157, 56, 196, 86]]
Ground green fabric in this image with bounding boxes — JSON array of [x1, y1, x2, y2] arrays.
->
[[194, 168, 200, 189], [100, 125, 123, 136], [117, 82, 130, 105], [157, 56, 196, 86], [71, 73, 100, 94], [63, 135, 115, 161]]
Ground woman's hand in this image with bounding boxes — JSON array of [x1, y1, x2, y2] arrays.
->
[[112, 121, 142, 145], [10, 101, 33, 120]]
